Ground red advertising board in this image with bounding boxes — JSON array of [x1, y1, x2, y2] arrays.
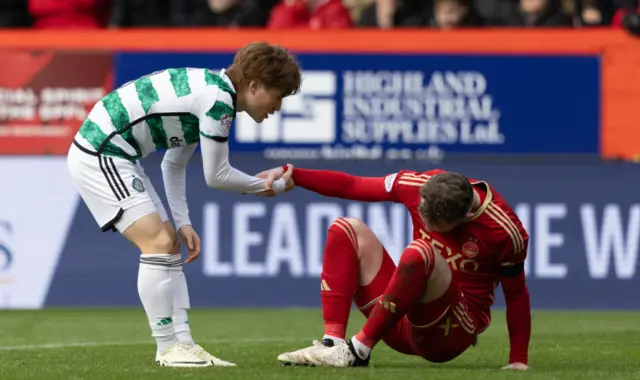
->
[[0, 51, 112, 154]]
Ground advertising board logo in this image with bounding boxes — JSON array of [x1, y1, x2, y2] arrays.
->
[[235, 71, 337, 144]]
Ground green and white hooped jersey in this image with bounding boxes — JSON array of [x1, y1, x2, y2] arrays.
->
[[76, 68, 236, 162]]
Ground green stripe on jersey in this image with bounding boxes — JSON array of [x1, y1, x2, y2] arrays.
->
[[179, 114, 201, 144], [135, 77, 159, 113], [206, 101, 234, 121], [78, 120, 129, 159], [146, 116, 169, 150], [205, 71, 235, 95], [168, 68, 192, 97], [102, 91, 130, 130], [135, 78, 168, 150]]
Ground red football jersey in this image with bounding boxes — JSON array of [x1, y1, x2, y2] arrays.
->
[[385, 169, 529, 330]]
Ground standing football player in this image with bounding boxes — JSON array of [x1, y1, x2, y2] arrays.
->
[[262, 166, 531, 370], [67, 42, 301, 368]]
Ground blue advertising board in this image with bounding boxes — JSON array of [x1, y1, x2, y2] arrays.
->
[[114, 53, 600, 159], [41, 156, 640, 310]]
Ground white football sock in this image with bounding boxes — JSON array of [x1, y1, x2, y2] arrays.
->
[[171, 254, 195, 346], [138, 254, 178, 353]]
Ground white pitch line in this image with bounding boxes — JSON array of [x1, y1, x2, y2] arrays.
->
[[0, 337, 308, 352]]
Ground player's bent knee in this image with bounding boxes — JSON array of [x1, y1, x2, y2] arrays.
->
[[329, 217, 369, 254], [403, 240, 437, 275], [402, 240, 452, 303], [328, 217, 385, 286], [330, 217, 380, 258], [122, 212, 175, 254], [329, 217, 367, 242], [336, 216, 365, 229]]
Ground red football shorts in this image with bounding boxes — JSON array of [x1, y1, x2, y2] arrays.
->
[[354, 247, 479, 363]]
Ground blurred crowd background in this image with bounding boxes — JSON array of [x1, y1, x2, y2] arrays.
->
[[1, 0, 639, 30]]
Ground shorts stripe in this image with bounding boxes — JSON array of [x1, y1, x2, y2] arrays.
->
[[453, 304, 475, 334], [98, 156, 121, 201], [102, 156, 125, 200], [108, 157, 130, 198], [455, 304, 475, 327]]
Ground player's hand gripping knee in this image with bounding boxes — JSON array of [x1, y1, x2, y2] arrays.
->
[[502, 362, 529, 370], [178, 225, 201, 264]]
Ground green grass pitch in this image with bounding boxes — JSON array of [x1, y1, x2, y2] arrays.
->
[[0, 309, 638, 379]]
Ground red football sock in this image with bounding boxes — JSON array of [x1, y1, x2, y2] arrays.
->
[[321, 218, 360, 339], [356, 240, 434, 348]]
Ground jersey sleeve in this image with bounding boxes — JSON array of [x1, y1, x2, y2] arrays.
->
[[498, 217, 529, 268], [198, 89, 235, 140], [160, 143, 198, 230], [291, 168, 401, 202]]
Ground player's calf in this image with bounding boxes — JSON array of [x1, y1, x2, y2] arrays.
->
[[121, 212, 184, 357], [156, 221, 235, 366], [357, 240, 442, 350], [320, 217, 388, 341], [278, 217, 392, 366]]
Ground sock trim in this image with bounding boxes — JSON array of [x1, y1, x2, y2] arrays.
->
[[140, 255, 183, 267]]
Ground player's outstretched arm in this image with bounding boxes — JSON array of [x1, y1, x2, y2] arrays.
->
[[199, 136, 287, 194], [291, 167, 399, 202], [197, 87, 288, 195], [500, 264, 531, 370]]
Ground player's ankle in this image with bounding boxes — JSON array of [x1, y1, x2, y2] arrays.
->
[[322, 334, 345, 346], [176, 331, 195, 346], [350, 335, 372, 360], [155, 333, 178, 353], [324, 324, 346, 340]]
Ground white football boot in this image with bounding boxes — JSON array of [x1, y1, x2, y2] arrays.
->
[[303, 340, 370, 368], [277, 339, 334, 366], [155, 343, 212, 368], [188, 344, 236, 366]]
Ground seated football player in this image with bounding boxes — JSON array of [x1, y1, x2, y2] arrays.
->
[[257, 165, 531, 370]]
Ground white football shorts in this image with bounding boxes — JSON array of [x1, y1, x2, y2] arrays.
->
[[67, 140, 169, 233]]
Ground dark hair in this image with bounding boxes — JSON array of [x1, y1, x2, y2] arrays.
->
[[418, 172, 474, 224], [227, 41, 302, 97]]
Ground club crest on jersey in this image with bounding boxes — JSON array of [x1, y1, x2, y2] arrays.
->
[[462, 240, 479, 258], [384, 173, 397, 192], [132, 177, 145, 193], [220, 114, 233, 130]]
